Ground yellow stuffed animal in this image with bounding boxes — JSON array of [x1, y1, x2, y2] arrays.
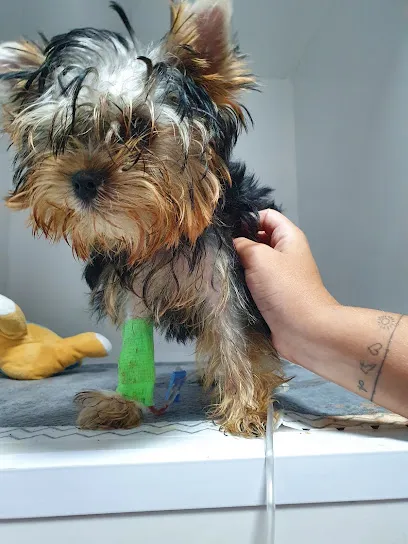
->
[[0, 294, 112, 380]]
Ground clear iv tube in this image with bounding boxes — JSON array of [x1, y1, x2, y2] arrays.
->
[[265, 402, 275, 544]]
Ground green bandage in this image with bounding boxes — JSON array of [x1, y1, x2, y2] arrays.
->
[[116, 318, 155, 406]]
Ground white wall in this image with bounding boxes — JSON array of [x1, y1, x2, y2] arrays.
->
[[293, 0, 408, 311], [236, 79, 298, 224]]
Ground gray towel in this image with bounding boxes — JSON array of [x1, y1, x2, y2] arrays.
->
[[1, 360, 406, 430]]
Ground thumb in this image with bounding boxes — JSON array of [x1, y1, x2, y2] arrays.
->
[[234, 237, 257, 253], [234, 237, 269, 269]]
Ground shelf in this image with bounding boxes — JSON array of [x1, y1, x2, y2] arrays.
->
[[1, 423, 408, 519]]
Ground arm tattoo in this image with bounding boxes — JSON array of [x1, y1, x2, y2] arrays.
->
[[377, 315, 397, 330], [368, 343, 382, 356], [357, 380, 368, 392], [360, 361, 376, 374], [361, 314, 405, 401]]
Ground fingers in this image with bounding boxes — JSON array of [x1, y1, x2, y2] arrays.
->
[[234, 236, 277, 271], [235, 211, 305, 268], [233, 237, 260, 269], [258, 209, 295, 236], [233, 236, 257, 254], [256, 231, 271, 245], [259, 209, 304, 253]]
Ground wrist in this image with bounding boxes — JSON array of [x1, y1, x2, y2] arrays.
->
[[279, 299, 343, 370]]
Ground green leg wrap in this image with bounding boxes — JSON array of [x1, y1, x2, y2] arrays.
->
[[116, 318, 155, 406]]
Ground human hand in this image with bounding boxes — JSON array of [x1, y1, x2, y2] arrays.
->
[[234, 210, 338, 362]]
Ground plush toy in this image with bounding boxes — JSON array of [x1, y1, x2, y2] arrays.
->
[[0, 294, 111, 380]]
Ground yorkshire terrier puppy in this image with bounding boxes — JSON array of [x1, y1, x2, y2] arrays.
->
[[0, 0, 284, 436]]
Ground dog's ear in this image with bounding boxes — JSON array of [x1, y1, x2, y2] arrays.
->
[[165, 0, 255, 105], [0, 41, 44, 211], [0, 40, 45, 109], [5, 190, 30, 210]]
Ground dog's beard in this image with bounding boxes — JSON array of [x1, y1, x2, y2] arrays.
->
[[7, 128, 228, 263]]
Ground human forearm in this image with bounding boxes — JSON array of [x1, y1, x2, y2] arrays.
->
[[235, 210, 408, 418], [287, 305, 408, 417]]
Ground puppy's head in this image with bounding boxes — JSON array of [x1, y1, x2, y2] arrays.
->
[[0, 1, 254, 263]]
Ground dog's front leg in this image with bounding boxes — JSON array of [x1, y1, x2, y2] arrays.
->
[[75, 297, 151, 430]]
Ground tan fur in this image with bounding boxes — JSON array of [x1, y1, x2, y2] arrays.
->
[[167, 1, 255, 112], [194, 250, 284, 437], [6, 127, 228, 264], [198, 327, 284, 438], [75, 391, 143, 430], [1, 40, 45, 130]]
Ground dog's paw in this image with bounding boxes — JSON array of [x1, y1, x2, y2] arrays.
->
[[208, 406, 268, 438], [74, 390, 143, 430], [219, 415, 267, 438]]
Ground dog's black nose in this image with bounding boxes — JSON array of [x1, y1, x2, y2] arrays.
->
[[71, 170, 104, 202]]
